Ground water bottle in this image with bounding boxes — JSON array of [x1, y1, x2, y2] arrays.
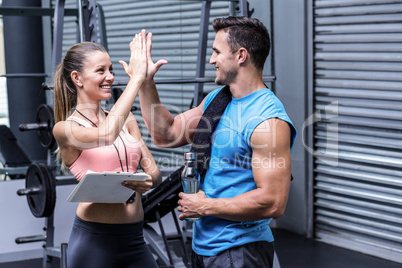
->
[[181, 152, 200, 221]]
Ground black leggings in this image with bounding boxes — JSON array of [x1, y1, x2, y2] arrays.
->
[[67, 216, 158, 268]]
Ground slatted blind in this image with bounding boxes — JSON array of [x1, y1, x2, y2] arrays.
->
[[58, 0, 230, 166], [313, 0, 402, 263]]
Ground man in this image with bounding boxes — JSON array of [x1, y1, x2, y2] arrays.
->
[[140, 16, 297, 268]]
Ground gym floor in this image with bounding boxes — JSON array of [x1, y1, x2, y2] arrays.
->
[[271, 229, 401, 268], [2, 228, 401, 268]]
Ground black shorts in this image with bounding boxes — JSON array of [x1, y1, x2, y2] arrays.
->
[[191, 241, 275, 268], [67, 216, 158, 268]]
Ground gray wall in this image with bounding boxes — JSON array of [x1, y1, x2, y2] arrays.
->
[[271, 0, 311, 236]]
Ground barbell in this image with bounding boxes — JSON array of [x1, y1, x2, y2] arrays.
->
[[17, 163, 56, 218], [17, 163, 78, 218], [19, 104, 55, 149]]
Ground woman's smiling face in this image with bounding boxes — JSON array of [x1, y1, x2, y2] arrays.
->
[[78, 51, 114, 101]]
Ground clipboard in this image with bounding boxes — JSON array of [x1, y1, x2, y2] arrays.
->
[[67, 171, 149, 203]]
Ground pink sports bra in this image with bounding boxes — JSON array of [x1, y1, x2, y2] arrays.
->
[[66, 115, 142, 181]]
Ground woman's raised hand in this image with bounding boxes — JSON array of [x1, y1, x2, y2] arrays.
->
[[119, 29, 147, 81]]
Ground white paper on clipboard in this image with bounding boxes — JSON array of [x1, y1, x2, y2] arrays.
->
[[67, 171, 149, 203]]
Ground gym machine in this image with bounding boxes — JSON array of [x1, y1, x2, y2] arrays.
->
[[0, 125, 31, 180], [3, 1, 100, 268], [15, 92, 76, 268]]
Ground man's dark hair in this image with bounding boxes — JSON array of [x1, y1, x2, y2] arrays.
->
[[212, 16, 270, 70]]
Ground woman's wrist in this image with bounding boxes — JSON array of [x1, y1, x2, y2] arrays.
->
[[128, 76, 145, 87]]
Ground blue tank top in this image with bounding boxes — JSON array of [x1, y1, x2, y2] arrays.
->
[[192, 87, 297, 256]]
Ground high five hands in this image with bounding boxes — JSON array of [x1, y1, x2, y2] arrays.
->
[[119, 29, 168, 81], [119, 29, 147, 80]]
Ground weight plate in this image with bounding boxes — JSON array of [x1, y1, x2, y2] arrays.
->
[[26, 164, 47, 217], [36, 104, 55, 149], [38, 164, 56, 217]]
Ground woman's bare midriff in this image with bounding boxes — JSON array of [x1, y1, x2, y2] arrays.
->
[[76, 196, 144, 224]]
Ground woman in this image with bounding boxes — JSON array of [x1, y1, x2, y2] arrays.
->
[[52, 31, 162, 267]]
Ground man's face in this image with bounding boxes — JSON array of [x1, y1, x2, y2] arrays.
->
[[209, 31, 238, 86]]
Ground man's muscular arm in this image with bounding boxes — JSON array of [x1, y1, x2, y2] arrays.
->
[[139, 31, 204, 148]]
